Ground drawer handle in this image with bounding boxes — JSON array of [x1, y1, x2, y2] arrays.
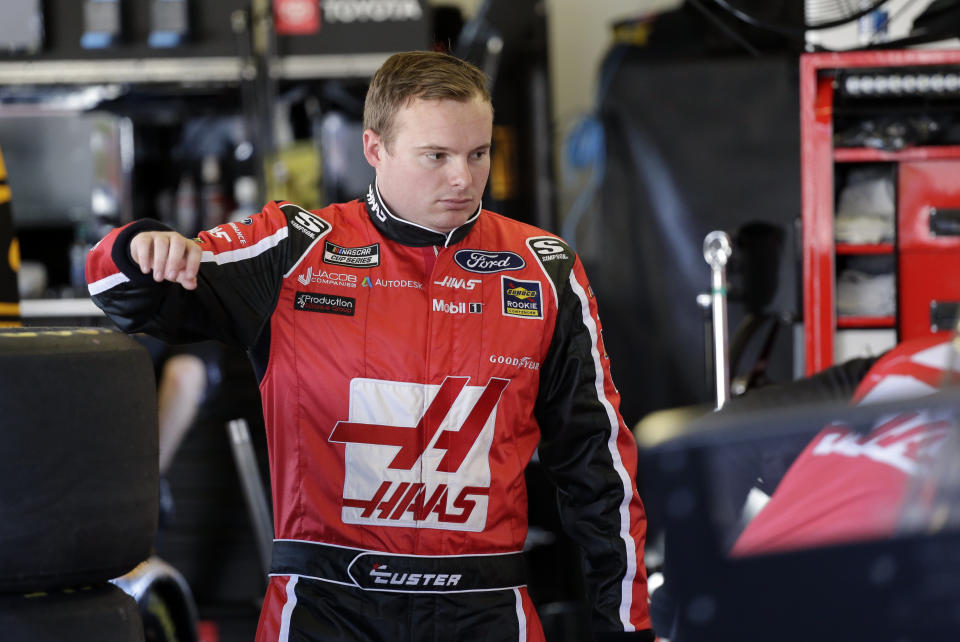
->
[[930, 300, 960, 332], [929, 208, 960, 237]]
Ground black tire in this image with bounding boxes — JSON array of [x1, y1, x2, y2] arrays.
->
[[0, 327, 159, 591], [0, 582, 145, 642], [114, 556, 199, 642]]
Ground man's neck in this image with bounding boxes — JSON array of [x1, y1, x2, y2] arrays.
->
[[363, 183, 480, 248]]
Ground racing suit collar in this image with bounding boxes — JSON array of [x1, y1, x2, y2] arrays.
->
[[363, 182, 480, 248]]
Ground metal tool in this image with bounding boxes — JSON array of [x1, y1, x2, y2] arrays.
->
[[227, 418, 274, 579], [703, 231, 733, 409]]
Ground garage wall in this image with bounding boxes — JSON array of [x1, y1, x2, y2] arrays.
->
[[429, 0, 684, 212]]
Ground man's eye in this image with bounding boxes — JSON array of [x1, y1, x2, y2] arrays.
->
[[472, 150, 489, 160], [426, 152, 444, 161]]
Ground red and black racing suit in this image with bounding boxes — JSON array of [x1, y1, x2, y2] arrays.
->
[[86, 184, 653, 641]]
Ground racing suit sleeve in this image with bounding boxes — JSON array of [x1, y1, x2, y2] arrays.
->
[[85, 202, 329, 355], [533, 252, 653, 640]]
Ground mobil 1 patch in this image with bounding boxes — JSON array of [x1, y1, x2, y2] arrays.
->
[[323, 241, 380, 268], [501, 277, 543, 320]]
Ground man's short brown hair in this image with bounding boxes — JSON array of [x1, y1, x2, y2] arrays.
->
[[363, 51, 491, 150]]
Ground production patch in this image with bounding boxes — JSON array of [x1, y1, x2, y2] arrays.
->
[[323, 241, 380, 268], [501, 277, 543, 320], [294, 291, 356, 316]]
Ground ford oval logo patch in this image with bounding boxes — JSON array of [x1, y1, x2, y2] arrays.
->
[[454, 250, 526, 274]]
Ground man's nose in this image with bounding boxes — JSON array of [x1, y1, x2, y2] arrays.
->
[[448, 157, 471, 187]]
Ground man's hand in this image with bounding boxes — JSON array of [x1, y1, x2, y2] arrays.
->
[[129, 231, 203, 290]]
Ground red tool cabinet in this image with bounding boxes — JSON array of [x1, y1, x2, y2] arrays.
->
[[801, 50, 960, 375]]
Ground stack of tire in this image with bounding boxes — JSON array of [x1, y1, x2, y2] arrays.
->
[[0, 327, 158, 641]]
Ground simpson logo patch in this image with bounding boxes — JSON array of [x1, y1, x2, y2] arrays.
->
[[284, 204, 331, 239], [528, 237, 570, 262], [501, 277, 543, 319], [323, 241, 380, 268], [294, 291, 356, 316]]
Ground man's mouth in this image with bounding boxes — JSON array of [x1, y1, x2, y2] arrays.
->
[[439, 198, 473, 207]]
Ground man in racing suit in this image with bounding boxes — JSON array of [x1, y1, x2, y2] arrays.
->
[[86, 51, 652, 641]]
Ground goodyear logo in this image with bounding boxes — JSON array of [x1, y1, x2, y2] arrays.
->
[[501, 277, 542, 320]]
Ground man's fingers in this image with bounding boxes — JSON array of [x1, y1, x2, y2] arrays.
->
[[177, 271, 198, 290], [130, 231, 200, 289], [131, 235, 154, 274], [181, 244, 202, 287], [152, 235, 171, 282], [164, 239, 187, 281], [171, 240, 202, 290]]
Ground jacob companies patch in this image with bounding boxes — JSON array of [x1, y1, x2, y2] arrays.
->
[[323, 241, 380, 267], [501, 277, 542, 319]]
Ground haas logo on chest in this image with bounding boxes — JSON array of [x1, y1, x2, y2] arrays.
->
[[329, 377, 509, 532]]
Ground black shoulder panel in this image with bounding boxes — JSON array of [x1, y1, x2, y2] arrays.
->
[[525, 236, 576, 298], [278, 203, 333, 272]]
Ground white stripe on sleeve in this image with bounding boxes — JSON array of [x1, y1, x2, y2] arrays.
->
[[278, 575, 299, 642], [513, 588, 527, 641], [88, 272, 131, 296], [201, 226, 288, 265], [568, 270, 637, 631]]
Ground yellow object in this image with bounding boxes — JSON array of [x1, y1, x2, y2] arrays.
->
[[612, 19, 653, 46], [264, 142, 322, 210], [8, 237, 19, 272], [489, 125, 517, 201], [0, 143, 21, 327]]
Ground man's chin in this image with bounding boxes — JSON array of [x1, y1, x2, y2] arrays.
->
[[430, 209, 476, 233]]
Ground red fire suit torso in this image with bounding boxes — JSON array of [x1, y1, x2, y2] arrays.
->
[[86, 185, 651, 641]]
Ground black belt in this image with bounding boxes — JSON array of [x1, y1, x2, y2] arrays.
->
[[270, 540, 528, 593]]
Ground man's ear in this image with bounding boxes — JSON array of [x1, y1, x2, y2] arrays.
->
[[362, 130, 384, 168]]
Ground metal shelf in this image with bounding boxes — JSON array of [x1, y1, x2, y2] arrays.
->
[[0, 53, 389, 85], [19, 298, 105, 318], [835, 242, 895, 255], [834, 145, 960, 163], [837, 315, 896, 329]]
